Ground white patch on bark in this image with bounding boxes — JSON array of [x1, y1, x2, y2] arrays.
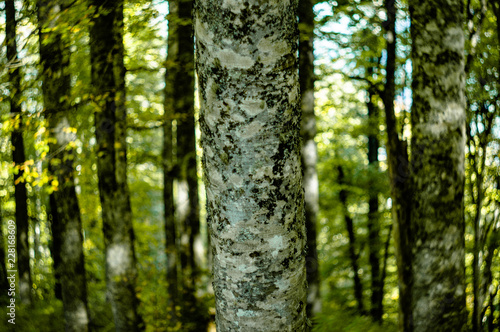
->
[[216, 49, 255, 69], [107, 243, 131, 276], [257, 37, 291, 66]]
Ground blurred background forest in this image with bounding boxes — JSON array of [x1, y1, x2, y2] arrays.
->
[[0, 0, 499, 331]]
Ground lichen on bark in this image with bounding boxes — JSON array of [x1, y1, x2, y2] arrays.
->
[[195, 0, 307, 330], [410, 0, 467, 330]]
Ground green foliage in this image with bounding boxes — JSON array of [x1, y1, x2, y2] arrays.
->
[[313, 302, 397, 332]]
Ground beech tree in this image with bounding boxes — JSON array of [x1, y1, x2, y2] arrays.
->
[[299, 0, 321, 319], [90, 1, 142, 330], [6, 0, 32, 306], [37, 0, 90, 330], [409, 0, 467, 330], [195, 0, 307, 330]]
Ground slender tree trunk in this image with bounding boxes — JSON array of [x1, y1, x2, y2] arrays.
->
[[90, 1, 143, 330], [338, 166, 365, 314], [6, 0, 32, 306], [366, 86, 383, 323], [298, 0, 321, 319], [166, 0, 204, 329], [195, 1, 307, 330], [382, 0, 413, 330], [164, 0, 179, 326], [37, 1, 90, 330], [48, 193, 63, 300], [409, 0, 467, 330]]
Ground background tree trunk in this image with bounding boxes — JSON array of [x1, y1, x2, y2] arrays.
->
[[90, 1, 143, 330], [409, 0, 467, 330], [366, 84, 383, 323], [195, 0, 307, 330], [338, 166, 365, 314], [298, 0, 321, 319], [381, 0, 412, 329], [6, 0, 32, 306], [166, 0, 204, 329], [37, 1, 90, 330]]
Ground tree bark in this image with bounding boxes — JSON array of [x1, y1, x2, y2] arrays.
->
[[409, 0, 467, 330], [338, 166, 365, 314], [195, 1, 307, 330], [298, 0, 321, 319], [37, 1, 90, 330], [6, 0, 32, 306], [90, 1, 143, 330]]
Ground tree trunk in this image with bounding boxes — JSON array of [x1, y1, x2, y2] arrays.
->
[[164, 0, 180, 326], [409, 0, 467, 330], [6, 0, 32, 306], [366, 86, 383, 322], [338, 166, 365, 314], [90, 1, 143, 330], [298, 0, 321, 319], [195, 1, 307, 330], [48, 193, 63, 300], [166, 0, 204, 329], [37, 1, 90, 330], [382, 0, 413, 329]]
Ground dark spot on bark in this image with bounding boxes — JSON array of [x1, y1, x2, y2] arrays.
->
[[281, 257, 291, 269], [249, 251, 260, 258]]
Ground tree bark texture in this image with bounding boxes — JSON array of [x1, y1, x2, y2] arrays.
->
[[38, 1, 90, 330], [298, 0, 321, 319], [90, 1, 142, 330], [410, 0, 467, 331], [6, 0, 32, 306], [195, 1, 307, 330], [48, 193, 63, 300], [338, 166, 365, 314]]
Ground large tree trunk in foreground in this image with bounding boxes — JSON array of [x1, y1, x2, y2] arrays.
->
[[90, 1, 142, 330], [38, 1, 90, 330], [6, 0, 32, 306], [409, 0, 467, 330], [195, 0, 307, 330], [298, 0, 321, 319]]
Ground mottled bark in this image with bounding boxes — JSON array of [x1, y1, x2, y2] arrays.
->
[[338, 166, 365, 314], [298, 0, 321, 319], [409, 0, 467, 331], [195, 1, 307, 330], [90, 1, 143, 330], [366, 86, 383, 322], [37, 1, 90, 330], [6, 0, 32, 306]]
